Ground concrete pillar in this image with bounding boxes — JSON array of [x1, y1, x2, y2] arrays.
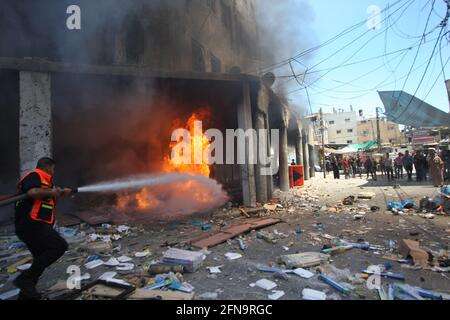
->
[[19, 71, 52, 175], [265, 115, 274, 200], [295, 129, 304, 166], [238, 82, 257, 207], [302, 130, 310, 181], [309, 144, 316, 178], [279, 124, 289, 191], [254, 110, 268, 203]]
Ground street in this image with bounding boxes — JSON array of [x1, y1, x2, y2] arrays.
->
[[1, 173, 449, 300]]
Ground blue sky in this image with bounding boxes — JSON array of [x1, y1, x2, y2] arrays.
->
[[279, 0, 449, 118]]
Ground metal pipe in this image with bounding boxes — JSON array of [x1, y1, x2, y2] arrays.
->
[[0, 188, 78, 208], [0, 194, 29, 208]]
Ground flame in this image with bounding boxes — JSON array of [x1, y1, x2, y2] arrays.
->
[[163, 110, 211, 177], [117, 109, 214, 212]]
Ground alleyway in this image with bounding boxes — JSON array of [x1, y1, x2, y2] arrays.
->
[[1, 175, 449, 300]]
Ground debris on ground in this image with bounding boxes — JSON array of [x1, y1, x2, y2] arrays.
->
[[279, 252, 330, 268], [1, 176, 449, 301]]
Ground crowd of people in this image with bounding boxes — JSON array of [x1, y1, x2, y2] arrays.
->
[[325, 149, 448, 187]]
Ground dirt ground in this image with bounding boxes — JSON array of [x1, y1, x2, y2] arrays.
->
[[1, 173, 449, 300]]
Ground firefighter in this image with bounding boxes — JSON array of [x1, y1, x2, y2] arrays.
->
[[13, 157, 73, 300]]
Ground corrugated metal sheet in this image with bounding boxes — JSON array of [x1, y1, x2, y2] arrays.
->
[[378, 91, 450, 127]]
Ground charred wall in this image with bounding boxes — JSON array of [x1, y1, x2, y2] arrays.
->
[[0, 70, 19, 222]]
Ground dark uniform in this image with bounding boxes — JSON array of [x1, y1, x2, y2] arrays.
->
[[14, 169, 68, 298]]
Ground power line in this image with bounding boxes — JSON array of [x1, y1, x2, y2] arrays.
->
[[304, 0, 419, 90], [287, 47, 442, 100], [397, 0, 437, 102], [392, 24, 446, 121], [258, 0, 409, 74]]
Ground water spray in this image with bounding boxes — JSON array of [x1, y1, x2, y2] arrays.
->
[[0, 173, 211, 208]]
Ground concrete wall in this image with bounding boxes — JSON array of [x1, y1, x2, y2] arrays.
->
[[0, 1, 260, 75]]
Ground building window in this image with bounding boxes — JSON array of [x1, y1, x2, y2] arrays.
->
[[347, 140, 353, 144], [363, 130, 369, 136], [329, 121, 335, 125], [210, 53, 221, 73], [192, 39, 205, 72], [206, 0, 217, 12], [337, 130, 342, 134], [347, 129, 353, 133], [345, 118, 351, 122], [125, 18, 145, 64]]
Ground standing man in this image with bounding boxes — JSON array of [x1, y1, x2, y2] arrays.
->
[[356, 155, 363, 178], [365, 155, 377, 181], [428, 150, 445, 187], [385, 153, 394, 182], [394, 153, 404, 180], [379, 155, 386, 178], [403, 150, 414, 181], [414, 151, 423, 182], [331, 155, 340, 180], [13, 157, 73, 300], [343, 157, 351, 179]]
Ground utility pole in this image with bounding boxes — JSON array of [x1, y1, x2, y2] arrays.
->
[[320, 108, 326, 178], [376, 107, 382, 154]]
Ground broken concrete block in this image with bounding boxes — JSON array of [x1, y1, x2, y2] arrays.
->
[[358, 192, 376, 199], [398, 240, 429, 268], [279, 252, 330, 268]]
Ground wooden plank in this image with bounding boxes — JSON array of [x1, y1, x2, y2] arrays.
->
[[73, 211, 111, 225], [191, 218, 281, 249], [128, 289, 194, 300]]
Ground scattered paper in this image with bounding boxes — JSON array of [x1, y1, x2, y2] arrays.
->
[[255, 279, 277, 291], [84, 259, 104, 269], [268, 290, 285, 300], [293, 268, 315, 279], [117, 256, 133, 263], [207, 266, 222, 274], [225, 252, 242, 260], [74, 273, 91, 282], [302, 288, 327, 300], [17, 263, 32, 271], [135, 250, 151, 258], [117, 225, 130, 233], [99, 271, 131, 286], [0, 289, 20, 300], [104, 257, 120, 267], [116, 263, 134, 271]]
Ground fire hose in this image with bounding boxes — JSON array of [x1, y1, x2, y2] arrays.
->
[[0, 188, 78, 208]]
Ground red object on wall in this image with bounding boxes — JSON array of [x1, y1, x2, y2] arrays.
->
[[289, 165, 305, 188]]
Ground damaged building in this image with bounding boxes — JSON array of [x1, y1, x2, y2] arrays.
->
[[0, 0, 313, 221]]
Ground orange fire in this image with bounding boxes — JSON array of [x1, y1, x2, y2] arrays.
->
[[117, 109, 214, 211], [163, 110, 211, 177]]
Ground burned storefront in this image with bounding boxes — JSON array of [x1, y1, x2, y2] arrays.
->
[[0, 0, 311, 222]]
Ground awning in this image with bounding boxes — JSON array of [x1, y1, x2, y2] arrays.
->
[[378, 91, 450, 127]]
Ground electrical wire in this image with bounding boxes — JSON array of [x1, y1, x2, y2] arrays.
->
[[258, 0, 409, 74]]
